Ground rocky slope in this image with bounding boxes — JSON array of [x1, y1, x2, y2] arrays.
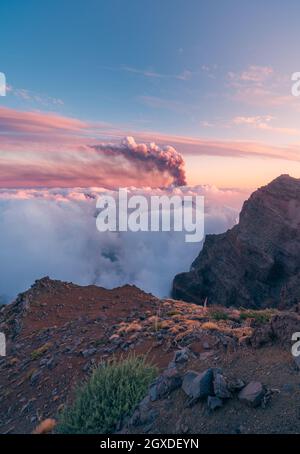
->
[[1, 277, 300, 434], [173, 175, 300, 309]]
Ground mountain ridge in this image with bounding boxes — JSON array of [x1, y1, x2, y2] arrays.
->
[[173, 174, 300, 309]]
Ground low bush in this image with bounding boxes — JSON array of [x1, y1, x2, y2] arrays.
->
[[210, 309, 229, 321], [56, 355, 157, 434], [239, 309, 275, 324]]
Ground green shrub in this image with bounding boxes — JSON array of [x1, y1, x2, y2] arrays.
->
[[56, 355, 157, 434], [239, 309, 274, 324], [30, 342, 52, 360], [210, 309, 229, 321]]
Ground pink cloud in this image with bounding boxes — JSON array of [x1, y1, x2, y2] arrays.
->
[[228, 65, 273, 84], [0, 106, 88, 134], [226, 65, 299, 109], [1, 106, 300, 189], [232, 115, 300, 136]]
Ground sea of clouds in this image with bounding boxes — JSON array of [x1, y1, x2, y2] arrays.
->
[[0, 185, 249, 304]]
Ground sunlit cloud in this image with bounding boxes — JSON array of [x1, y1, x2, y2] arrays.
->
[[233, 115, 300, 136], [227, 65, 299, 109], [1, 106, 300, 189]]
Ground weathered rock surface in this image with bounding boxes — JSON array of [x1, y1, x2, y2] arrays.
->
[[213, 372, 231, 399], [182, 368, 214, 401], [149, 367, 182, 401], [250, 311, 300, 347], [173, 175, 300, 309], [238, 382, 265, 407]]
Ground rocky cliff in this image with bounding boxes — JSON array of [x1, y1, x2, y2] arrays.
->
[[173, 175, 300, 309]]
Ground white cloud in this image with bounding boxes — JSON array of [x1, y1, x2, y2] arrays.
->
[[0, 186, 244, 303]]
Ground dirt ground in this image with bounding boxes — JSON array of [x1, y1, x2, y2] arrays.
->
[[0, 278, 299, 434]]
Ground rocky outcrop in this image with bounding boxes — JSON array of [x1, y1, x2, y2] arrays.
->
[[250, 311, 300, 347], [173, 175, 300, 309]]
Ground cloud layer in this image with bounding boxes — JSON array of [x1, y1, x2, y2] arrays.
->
[[0, 186, 247, 304]]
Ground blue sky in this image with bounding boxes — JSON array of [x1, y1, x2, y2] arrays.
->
[[1, 0, 300, 188]]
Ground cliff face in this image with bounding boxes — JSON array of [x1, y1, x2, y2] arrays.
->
[[173, 175, 300, 309]]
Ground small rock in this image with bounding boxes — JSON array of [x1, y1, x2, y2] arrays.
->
[[228, 378, 245, 392], [173, 347, 190, 364], [207, 395, 223, 411], [238, 381, 265, 407], [182, 369, 214, 401], [46, 357, 55, 370], [213, 373, 231, 399], [30, 370, 42, 386], [81, 347, 97, 358], [149, 367, 182, 401]]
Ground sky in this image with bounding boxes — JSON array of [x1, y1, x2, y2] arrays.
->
[[1, 1, 300, 301], [1, 0, 300, 189]]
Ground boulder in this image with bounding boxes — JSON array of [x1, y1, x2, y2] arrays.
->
[[213, 373, 231, 399], [182, 369, 214, 400], [149, 367, 182, 401], [238, 382, 265, 407], [181, 370, 198, 396]]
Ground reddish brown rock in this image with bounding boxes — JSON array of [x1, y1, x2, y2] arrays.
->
[[238, 382, 265, 407], [173, 175, 300, 309]]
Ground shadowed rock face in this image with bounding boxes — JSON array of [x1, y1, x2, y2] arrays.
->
[[172, 175, 300, 309]]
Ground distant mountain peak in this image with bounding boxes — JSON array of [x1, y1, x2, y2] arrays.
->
[[172, 175, 300, 309]]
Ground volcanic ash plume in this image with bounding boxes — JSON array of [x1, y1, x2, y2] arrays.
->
[[91, 136, 187, 187]]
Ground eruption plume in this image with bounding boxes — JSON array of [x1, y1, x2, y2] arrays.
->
[[91, 136, 187, 187]]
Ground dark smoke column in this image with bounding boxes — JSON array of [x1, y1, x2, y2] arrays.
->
[[92, 136, 187, 187]]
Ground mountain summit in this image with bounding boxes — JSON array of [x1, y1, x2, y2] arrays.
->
[[173, 175, 300, 309]]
